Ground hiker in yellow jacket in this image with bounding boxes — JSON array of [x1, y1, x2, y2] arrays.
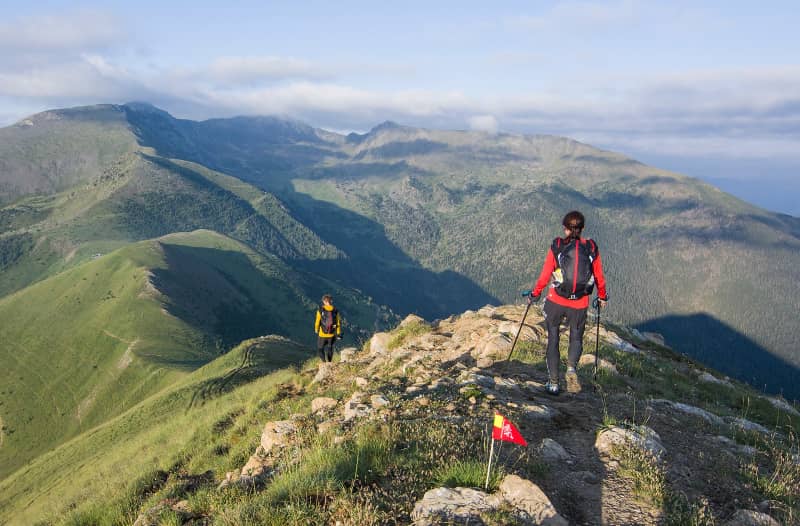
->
[[314, 294, 341, 362]]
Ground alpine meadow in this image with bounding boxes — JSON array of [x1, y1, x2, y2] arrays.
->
[[1, 102, 799, 524]]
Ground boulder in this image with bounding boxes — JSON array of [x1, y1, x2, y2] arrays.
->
[[477, 305, 498, 318], [522, 403, 556, 420], [312, 362, 334, 384], [354, 376, 369, 388], [370, 394, 390, 408], [498, 475, 569, 526], [497, 321, 537, 342], [240, 452, 269, 478], [578, 354, 618, 374], [311, 397, 338, 413], [411, 487, 494, 525], [726, 417, 770, 435], [649, 399, 724, 426], [369, 332, 392, 355], [343, 392, 372, 421], [724, 509, 781, 526], [538, 438, 570, 462], [475, 334, 512, 359], [260, 419, 298, 454], [476, 357, 494, 369], [338, 347, 358, 362], [595, 424, 666, 460]]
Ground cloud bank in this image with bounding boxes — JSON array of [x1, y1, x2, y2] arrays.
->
[[1, 9, 799, 163]]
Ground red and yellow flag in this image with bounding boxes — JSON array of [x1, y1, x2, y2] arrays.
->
[[492, 413, 527, 446]]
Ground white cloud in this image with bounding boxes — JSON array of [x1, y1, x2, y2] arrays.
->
[[205, 56, 331, 85], [468, 115, 499, 134], [0, 10, 123, 55], [511, 0, 639, 32]]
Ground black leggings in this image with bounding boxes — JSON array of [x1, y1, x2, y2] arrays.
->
[[543, 300, 587, 382], [317, 336, 335, 362]]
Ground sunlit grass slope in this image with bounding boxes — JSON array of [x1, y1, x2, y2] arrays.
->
[[0, 336, 312, 525], [0, 229, 375, 479]]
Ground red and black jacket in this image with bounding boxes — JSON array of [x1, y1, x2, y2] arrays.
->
[[532, 237, 607, 309]]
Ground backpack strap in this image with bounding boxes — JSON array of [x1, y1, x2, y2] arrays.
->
[[551, 237, 569, 263]]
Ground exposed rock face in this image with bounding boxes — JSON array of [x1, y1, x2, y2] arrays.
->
[[595, 424, 666, 460]]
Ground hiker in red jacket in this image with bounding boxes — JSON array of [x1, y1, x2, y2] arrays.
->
[[530, 211, 608, 395]]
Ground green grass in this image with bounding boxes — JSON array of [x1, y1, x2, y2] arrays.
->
[[387, 321, 432, 350], [0, 336, 311, 525], [0, 228, 381, 480], [435, 459, 502, 491]]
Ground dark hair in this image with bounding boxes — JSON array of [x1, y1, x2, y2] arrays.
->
[[562, 210, 585, 240], [322, 294, 333, 304]]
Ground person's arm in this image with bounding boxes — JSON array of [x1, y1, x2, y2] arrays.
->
[[593, 251, 608, 306], [314, 310, 321, 334], [532, 249, 557, 299], [335, 311, 341, 337]]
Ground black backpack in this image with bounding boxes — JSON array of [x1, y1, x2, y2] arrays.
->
[[319, 307, 337, 333], [551, 237, 597, 300]]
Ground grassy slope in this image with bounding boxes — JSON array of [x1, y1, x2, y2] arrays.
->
[[0, 105, 136, 203], [0, 229, 378, 479], [0, 336, 312, 525]]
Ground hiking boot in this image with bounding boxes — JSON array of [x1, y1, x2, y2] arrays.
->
[[565, 366, 582, 394], [545, 380, 560, 395]]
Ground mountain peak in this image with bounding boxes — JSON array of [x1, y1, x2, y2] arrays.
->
[[369, 120, 405, 133]]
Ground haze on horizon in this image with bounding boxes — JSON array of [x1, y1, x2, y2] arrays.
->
[[1, 0, 798, 215]]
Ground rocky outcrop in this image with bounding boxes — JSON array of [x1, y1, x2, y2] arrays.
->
[[595, 424, 666, 460], [411, 474, 567, 526]]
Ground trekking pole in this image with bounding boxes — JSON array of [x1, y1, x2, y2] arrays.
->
[[506, 291, 534, 362], [592, 297, 601, 380]]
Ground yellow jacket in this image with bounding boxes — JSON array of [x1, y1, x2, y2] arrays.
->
[[314, 304, 341, 338]]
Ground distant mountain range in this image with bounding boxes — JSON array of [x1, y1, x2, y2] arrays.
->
[[1, 102, 799, 478]]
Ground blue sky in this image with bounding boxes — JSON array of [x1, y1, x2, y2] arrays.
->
[[1, 1, 799, 212]]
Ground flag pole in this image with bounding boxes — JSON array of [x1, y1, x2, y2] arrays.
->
[[485, 436, 495, 490]]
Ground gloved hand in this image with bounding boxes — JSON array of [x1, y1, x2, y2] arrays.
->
[[528, 293, 541, 304], [593, 297, 608, 309]]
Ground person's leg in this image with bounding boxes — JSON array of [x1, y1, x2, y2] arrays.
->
[[566, 307, 588, 368], [543, 301, 565, 384], [325, 338, 335, 362], [317, 337, 327, 361]]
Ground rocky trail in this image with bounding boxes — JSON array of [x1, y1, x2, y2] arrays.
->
[[133, 304, 798, 525]]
